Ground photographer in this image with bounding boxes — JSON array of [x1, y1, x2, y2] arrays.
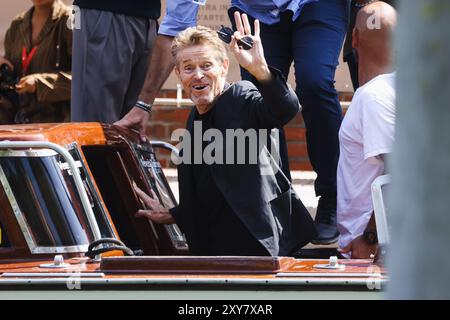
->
[[0, 0, 72, 124]]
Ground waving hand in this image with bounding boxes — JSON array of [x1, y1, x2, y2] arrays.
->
[[229, 12, 271, 82]]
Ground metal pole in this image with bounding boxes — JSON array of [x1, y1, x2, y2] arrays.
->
[[0, 141, 102, 241], [388, 0, 450, 299]]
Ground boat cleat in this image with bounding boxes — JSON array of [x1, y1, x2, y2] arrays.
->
[[313, 256, 345, 270], [39, 255, 71, 269]]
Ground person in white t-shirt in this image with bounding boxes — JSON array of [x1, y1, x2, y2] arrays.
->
[[337, 1, 397, 259]]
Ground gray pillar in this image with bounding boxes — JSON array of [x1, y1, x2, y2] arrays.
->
[[388, 0, 450, 299]]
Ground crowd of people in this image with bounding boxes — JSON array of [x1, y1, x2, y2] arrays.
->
[[0, 0, 398, 258]]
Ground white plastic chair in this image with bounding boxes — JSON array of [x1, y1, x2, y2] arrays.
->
[[371, 174, 391, 246]]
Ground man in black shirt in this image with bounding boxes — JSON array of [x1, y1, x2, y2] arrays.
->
[[134, 13, 316, 256], [188, 106, 269, 256]]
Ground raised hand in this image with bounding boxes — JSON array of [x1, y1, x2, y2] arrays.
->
[[230, 12, 271, 82]]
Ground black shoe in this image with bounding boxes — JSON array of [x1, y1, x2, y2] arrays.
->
[[311, 195, 339, 245]]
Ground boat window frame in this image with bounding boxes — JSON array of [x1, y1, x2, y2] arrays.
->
[[64, 142, 117, 240], [130, 143, 188, 251], [0, 141, 104, 254]]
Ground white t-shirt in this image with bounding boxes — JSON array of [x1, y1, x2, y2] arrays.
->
[[337, 72, 396, 250]]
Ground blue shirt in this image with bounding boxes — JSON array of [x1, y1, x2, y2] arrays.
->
[[230, 0, 319, 25], [159, 0, 320, 36], [159, 0, 200, 36]]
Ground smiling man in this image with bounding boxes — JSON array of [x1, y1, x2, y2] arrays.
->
[[176, 43, 230, 115], [134, 13, 316, 257]]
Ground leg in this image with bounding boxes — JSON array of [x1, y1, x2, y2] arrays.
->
[[71, 10, 152, 122], [121, 19, 157, 118], [345, 51, 360, 90], [292, 0, 349, 243]]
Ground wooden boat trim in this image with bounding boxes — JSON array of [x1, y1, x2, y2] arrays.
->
[[99, 256, 297, 274], [0, 257, 386, 290], [0, 123, 387, 294]]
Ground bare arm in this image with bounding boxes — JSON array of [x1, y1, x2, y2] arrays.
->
[[138, 34, 176, 104], [339, 155, 386, 259], [114, 35, 175, 141]]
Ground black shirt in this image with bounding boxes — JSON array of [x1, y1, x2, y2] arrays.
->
[[73, 0, 161, 19], [191, 107, 268, 256]]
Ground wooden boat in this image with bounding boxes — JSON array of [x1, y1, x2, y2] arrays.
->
[[0, 123, 385, 298]]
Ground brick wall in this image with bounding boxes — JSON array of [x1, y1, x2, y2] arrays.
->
[[148, 90, 353, 170]]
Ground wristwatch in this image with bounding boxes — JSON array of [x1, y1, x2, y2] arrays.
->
[[363, 229, 378, 245]]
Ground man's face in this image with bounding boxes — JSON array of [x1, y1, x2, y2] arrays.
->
[[176, 45, 229, 114]]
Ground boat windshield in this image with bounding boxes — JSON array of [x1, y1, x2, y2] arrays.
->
[[0, 147, 115, 254]]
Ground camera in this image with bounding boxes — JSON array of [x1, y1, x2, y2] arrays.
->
[[0, 63, 18, 95]]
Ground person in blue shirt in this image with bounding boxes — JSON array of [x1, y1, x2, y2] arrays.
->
[[117, 0, 349, 245], [71, 0, 199, 129]]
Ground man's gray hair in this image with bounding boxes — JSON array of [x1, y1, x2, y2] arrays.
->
[[171, 25, 228, 65]]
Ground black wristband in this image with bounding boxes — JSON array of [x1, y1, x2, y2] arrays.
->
[[135, 100, 152, 113]]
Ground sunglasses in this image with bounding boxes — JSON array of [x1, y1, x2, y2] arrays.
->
[[217, 25, 254, 50]]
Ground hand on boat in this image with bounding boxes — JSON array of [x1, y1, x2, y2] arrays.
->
[[133, 184, 175, 224], [114, 107, 150, 142], [338, 236, 378, 259]]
